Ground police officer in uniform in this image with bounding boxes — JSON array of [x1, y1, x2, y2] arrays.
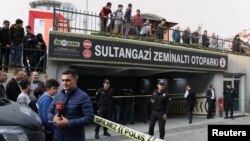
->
[[95, 79, 112, 139], [223, 84, 236, 119], [184, 84, 196, 124], [149, 79, 170, 139]]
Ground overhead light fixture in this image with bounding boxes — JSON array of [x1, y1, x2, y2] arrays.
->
[[174, 78, 185, 81]]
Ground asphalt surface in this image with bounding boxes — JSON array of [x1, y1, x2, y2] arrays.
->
[[85, 113, 250, 141]]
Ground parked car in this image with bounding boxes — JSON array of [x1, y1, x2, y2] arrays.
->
[[0, 98, 45, 141]]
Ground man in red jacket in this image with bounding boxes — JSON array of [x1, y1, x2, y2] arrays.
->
[[99, 2, 112, 32]]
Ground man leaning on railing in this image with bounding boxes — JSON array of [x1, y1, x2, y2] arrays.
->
[[9, 19, 24, 67], [99, 2, 112, 33], [0, 20, 11, 72], [172, 26, 181, 43]]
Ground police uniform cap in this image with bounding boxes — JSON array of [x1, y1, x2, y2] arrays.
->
[[158, 79, 166, 86], [103, 79, 110, 84]]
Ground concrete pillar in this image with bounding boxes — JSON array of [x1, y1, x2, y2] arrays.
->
[[240, 75, 246, 115], [211, 73, 224, 117], [46, 60, 59, 79], [46, 60, 70, 89]]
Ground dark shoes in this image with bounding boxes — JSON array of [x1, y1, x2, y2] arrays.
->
[[95, 131, 111, 139], [224, 116, 234, 119], [207, 116, 214, 119], [103, 131, 111, 137], [95, 134, 99, 139]]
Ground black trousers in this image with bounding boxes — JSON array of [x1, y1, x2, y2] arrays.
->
[[207, 99, 215, 118], [140, 103, 148, 122], [123, 104, 134, 124], [100, 18, 108, 32], [148, 110, 166, 139], [23, 50, 37, 72], [95, 106, 111, 134], [224, 102, 234, 117], [45, 132, 53, 141], [186, 104, 195, 123], [0, 48, 10, 72]]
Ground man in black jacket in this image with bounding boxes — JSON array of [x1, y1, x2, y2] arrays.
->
[[149, 79, 170, 139], [184, 84, 196, 124], [9, 19, 24, 67], [223, 84, 236, 119], [23, 26, 37, 72], [206, 84, 216, 119], [202, 30, 210, 47], [6, 70, 24, 101], [0, 20, 11, 72]]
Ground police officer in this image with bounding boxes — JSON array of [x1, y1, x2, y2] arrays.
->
[[184, 84, 196, 124], [149, 79, 170, 139], [223, 84, 236, 119], [95, 79, 112, 139]]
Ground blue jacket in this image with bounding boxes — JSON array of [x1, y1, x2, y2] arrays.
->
[[172, 30, 181, 42], [48, 88, 94, 141], [37, 93, 53, 131]]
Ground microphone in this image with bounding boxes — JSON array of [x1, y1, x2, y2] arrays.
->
[[56, 101, 64, 120]]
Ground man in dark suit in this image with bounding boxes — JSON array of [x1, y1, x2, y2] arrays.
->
[[184, 84, 196, 124], [206, 84, 216, 119], [0, 71, 8, 98], [223, 84, 236, 119], [6, 70, 24, 101]]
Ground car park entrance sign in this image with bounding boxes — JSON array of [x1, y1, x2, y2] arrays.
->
[[49, 31, 228, 71]]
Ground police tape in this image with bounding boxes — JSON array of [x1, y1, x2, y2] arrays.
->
[[90, 94, 208, 99], [112, 95, 152, 98], [94, 115, 164, 141]]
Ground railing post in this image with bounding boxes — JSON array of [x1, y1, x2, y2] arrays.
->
[[53, 6, 58, 31]]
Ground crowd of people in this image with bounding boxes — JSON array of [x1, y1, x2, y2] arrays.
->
[[0, 69, 94, 141], [0, 68, 241, 141], [97, 2, 250, 53], [0, 19, 46, 73], [172, 26, 250, 53], [0, 2, 245, 141], [99, 2, 167, 40]]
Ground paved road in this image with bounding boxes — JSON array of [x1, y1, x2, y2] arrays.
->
[[85, 114, 250, 141]]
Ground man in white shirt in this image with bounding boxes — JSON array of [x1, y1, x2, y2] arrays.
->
[[140, 19, 152, 37], [206, 84, 216, 119]]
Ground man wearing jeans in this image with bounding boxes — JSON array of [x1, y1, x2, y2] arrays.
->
[[9, 19, 24, 67], [113, 4, 124, 34], [132, 9, 143, 36], [124, 3, 132, 38]]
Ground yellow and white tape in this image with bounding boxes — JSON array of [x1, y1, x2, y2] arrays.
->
[[94, 115, 164, 141]]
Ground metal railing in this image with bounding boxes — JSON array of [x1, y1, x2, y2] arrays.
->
[[0, 46, 46, 73], [53, 7, 250, 56]]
